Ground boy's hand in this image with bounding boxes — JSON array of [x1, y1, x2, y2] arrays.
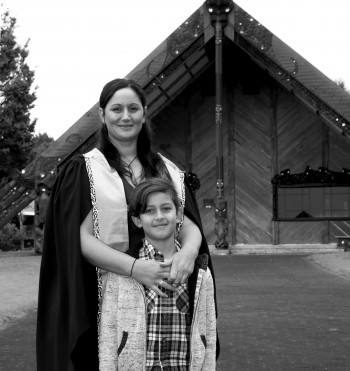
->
[[132, 259, 175, 297]]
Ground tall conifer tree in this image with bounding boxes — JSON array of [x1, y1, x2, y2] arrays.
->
[[0, 10, 37, 183]]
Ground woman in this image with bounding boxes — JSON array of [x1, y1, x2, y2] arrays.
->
[[36, 78, 219, 370]]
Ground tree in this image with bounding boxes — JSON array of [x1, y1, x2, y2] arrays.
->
[[0, 9, 37, 183], [335, 79, 350, 94], [28, 132, 54, 163]]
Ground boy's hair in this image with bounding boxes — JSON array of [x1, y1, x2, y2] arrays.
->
[[129, 178, 180, 217]]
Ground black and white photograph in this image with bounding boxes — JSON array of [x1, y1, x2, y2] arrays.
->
[[1, 0, 350, 369]]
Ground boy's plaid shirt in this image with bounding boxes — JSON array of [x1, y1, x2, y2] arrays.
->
[[139, 239, 191, 370]]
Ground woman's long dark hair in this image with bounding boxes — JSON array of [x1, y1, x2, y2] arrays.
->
[[98, 78, 163, 178]]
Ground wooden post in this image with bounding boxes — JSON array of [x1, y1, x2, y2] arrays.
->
[[184, 95, 193, 173], [322, 123, 329, 244], [206, 0, 233, 249], [322, 122, 329, 169], [270, 86, 279, 245], [227, 88, 236, 245]]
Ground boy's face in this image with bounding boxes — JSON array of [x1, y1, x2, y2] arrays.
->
[[132, 191, 179, 242]]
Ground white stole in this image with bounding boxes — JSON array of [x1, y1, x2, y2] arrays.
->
[[83, 148, 186, 369]]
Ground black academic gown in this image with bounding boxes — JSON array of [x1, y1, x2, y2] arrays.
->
[[36, 155, 219, 371]]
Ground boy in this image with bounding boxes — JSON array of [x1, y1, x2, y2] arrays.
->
[[99, 178, 216, 370]]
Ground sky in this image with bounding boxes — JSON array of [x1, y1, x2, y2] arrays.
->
[[2, 0, 350, 140]]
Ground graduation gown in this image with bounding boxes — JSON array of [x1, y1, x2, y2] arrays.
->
[[36, 154, 219, 371]]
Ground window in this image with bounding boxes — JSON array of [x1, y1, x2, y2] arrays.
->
[[272, 167, 350, 221], [277, 186, 350, 220]]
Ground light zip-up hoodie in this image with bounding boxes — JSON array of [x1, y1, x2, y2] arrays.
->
[[83, 148, 217, 369], [99, 253, 216, 370]]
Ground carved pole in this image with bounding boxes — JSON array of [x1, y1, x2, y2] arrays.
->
[[206, 0, 232, 249]]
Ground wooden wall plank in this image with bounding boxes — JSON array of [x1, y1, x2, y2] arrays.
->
[[279, 222, 326, 243], [233, 83, 273, 244], [277, 90, 322, 174], [329, 130, 350, 171], [152, 46, 350, 246]]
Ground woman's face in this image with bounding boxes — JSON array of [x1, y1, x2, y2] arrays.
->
[[99, 87, 146, 146]]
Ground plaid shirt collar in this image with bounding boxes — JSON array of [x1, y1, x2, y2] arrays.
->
[[139, 238, 181, 261]]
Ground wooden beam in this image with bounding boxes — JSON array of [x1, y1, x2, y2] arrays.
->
[[322, 123, 330, 243], [227, 88, 236, 245], [184, 95, 193, 172], [322, 122, 329, 168], [270, 85, 279, 245]]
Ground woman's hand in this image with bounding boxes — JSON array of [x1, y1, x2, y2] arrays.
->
[[132, 259, 176, 297], [165, 215, 201, 284], [161, 247, 196, 285]]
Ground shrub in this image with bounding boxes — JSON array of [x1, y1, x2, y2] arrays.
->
[[0, 223, 21, 251]]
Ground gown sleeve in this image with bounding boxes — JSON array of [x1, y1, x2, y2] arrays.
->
[[36, 156, 99, 371], [183, 174, 221, 360], [183, 174, 216, 283]]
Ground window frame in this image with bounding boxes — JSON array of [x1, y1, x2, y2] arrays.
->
[[272, 167, 350, 221]]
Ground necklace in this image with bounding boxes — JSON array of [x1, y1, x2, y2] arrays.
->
[[120, 154, 137, 167], [120, 155, 143, 186]]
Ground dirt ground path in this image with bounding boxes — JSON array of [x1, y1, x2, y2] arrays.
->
[[1, 250, 350, 370], [0, 253, 41, 330], [0, 250, 349, 331], [307, 250, 350, 279]]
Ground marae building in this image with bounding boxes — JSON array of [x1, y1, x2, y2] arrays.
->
[[1, 0, 350, 253]]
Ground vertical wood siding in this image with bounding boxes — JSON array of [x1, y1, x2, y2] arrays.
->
[[152, 52, 350, 245], [277, 90, 322, 174], [276, 89, 324, 243], [233, 86, 273, 244]]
